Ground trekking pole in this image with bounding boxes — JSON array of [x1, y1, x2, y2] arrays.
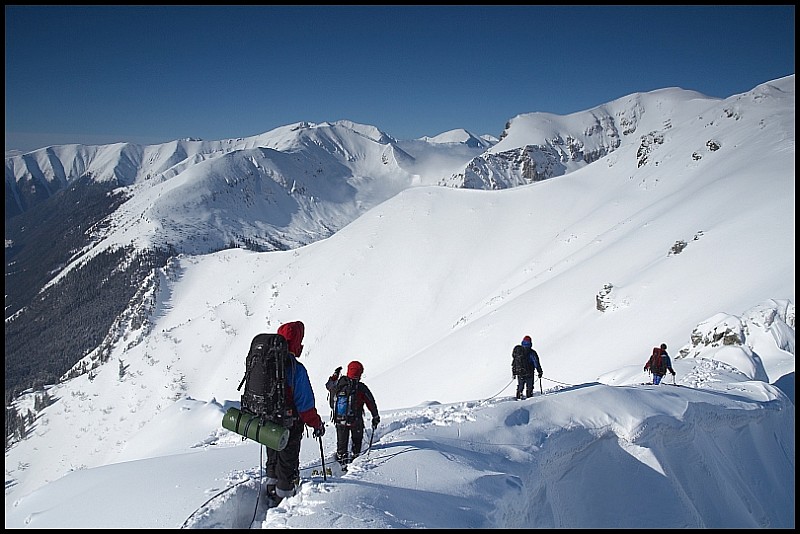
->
[[366, 426, 376, 458], [318, 436, 327, 481], [249, 446, 265, 527], [539, 375, 543, 395]]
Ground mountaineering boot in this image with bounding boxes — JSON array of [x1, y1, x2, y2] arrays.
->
[[275, 485, 296, 502], [265, 484, 281, 507], [264, 476, 278, 499], [339, 456, 350, 472], [336, 451, 349, 471]]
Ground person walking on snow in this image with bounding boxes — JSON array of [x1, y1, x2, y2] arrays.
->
[[511, 335, 543, 399], [326, 361, 380, 470], [644, 343, 676, 385], [265, 321, 325, 505]]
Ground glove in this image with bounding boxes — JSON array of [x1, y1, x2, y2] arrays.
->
[[329, 366, 343, 382], [512, 374, 517, 379], [312, 423, 325, 438], [538, 371, 543, 379], [670, 370, 676, 376], [372, 416, 380, 428], [643, 366, 648, 372]]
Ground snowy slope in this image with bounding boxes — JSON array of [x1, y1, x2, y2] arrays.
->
[[4, 75, 795, 528]]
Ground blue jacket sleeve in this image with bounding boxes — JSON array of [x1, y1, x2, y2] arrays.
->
[[288, 359, 322, 428], [530, 350, 543, 374]]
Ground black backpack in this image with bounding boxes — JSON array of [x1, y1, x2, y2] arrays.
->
[[512, 345, 533, 376], [237, 333, 296, 427], [333, 377, 358, 427]]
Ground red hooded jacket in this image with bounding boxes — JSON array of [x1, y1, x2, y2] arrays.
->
[[276, 321, 322, 429]]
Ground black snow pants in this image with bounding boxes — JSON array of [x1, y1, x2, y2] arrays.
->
[[265, 418, 304, 492], [335, 419, 365, 465]]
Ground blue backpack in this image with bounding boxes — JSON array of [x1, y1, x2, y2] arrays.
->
[[334, 378, 358, 426]]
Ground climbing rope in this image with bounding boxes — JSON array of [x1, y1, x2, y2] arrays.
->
[[482, 375, 579, 404], [540, 376, 575, 387], [482, 378, 515, 402]]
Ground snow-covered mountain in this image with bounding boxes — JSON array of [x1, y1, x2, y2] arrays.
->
[[6, 81, 769, 259], [5, 120, 484, 256], [450, 86, 732, 188], [4, 75, 795, 527], [4, 120, 493, 403]]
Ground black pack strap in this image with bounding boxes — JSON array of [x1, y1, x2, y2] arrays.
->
[[237, 355, 254, 391], [242, 413, 255, 436], [238, 347, 260, 391]]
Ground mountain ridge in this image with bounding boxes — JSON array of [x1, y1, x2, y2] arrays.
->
[[4, 74, 794, 463]]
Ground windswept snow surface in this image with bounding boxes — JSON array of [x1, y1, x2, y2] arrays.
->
[[6, 359, 795, 528]]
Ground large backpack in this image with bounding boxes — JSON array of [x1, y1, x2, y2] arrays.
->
[[649, 347, 666, 375], [333, 377, 358, 427], [237, 333, 296, 427], [512, 345, 533, 376]]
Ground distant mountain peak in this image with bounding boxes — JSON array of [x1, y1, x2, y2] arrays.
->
[[420, 128, 493, 149]]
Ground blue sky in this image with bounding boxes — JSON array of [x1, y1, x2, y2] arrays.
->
[[5, 5, 795, 154]]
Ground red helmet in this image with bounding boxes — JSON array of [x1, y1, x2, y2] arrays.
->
[[347, 360, 364, 379]]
